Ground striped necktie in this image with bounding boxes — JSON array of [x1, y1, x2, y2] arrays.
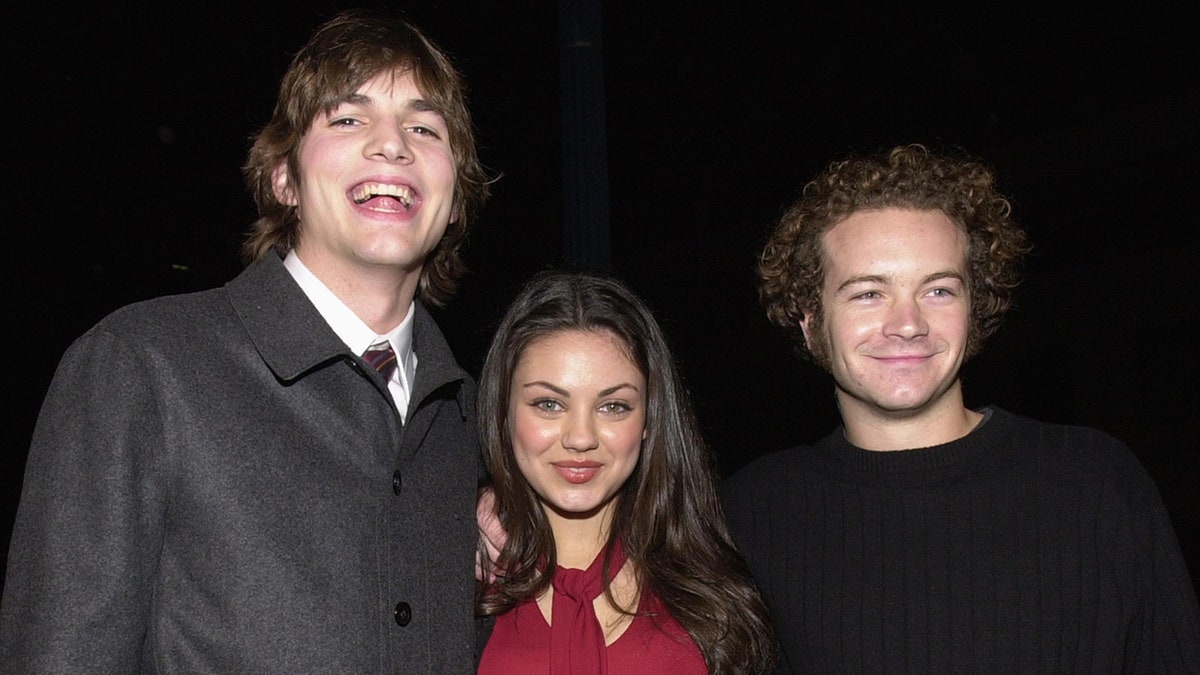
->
[[362, 340, 398, 381]]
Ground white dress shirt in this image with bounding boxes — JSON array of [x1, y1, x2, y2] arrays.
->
[[282, 251, 418, 421]]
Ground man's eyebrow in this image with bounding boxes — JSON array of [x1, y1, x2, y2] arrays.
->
[[922, 270, 965, 285], [334, 93, 441, 115], [408, 98, 440, 114], [340, 92, 372, 107], [835, 270, 964, 294], [835, 274, 887, 294]]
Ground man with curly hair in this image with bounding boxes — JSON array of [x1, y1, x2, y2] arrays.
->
[[722, 144, 1200, 672], [2, 9, 492, 672]]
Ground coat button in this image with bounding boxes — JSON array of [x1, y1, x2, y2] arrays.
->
[[394, 601, 412, 626], [392, 470, 402, 495]]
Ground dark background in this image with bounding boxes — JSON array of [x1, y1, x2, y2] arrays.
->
[[4, 3, 1197, 591]]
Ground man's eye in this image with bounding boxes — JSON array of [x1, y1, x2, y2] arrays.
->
[[409, 125, 441, 138]]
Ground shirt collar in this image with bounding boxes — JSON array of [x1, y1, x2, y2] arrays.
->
[[282, 250, 417, 393]]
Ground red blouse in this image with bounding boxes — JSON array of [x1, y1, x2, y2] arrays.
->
[[479, 587, 707, 674]]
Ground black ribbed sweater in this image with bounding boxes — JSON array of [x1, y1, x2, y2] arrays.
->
[[721, 407, 1200, 673]]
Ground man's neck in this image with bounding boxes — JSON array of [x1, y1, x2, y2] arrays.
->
[[838, 386, 982, 452], [294, 250, 420, 334]]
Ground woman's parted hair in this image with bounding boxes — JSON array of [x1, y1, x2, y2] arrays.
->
[[758, 143, 1031, 363], [241, 8, 492, 306], [477, 269, 777, 674]]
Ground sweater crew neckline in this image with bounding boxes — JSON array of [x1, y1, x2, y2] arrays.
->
[[816, 407, 1020, 487]]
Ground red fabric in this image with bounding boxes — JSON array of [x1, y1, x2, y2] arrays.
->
[[548, 540, 625, 674], [479, 542, 706, 674]]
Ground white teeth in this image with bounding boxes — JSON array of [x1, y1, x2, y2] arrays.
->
[[352, 182, 414, 208]]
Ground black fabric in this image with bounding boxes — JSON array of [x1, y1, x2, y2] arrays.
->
[[722, 407, 1200, 674]]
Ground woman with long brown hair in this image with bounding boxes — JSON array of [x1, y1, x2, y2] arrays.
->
[[475, 270, 777, 674]]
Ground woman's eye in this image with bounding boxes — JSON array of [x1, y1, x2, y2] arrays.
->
[[600, 402, 632, 415], [533, 399, 561, 413]]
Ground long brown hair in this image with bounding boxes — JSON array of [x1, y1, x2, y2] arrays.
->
[[477, 270, 778, 674]]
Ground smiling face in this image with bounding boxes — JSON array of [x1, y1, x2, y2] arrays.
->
[[803, 208, 972, 432], [508, 329, 646, 526], [273, 68, 457, 296]]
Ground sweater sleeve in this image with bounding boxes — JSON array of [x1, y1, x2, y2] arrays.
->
[[1127, 450, 1200, 671], [1, 327, 168, 672]]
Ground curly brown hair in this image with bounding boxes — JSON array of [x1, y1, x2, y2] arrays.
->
[[758, 143, 1031, 365], [241, 8, 493, 307]]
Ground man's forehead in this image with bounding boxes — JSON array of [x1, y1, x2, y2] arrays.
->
[[351, 69, 431, 101], [825, 208, 964, 246], [318, 70, 443, 118], [822, 209, 968, 275]]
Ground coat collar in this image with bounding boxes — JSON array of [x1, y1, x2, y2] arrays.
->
[[226, 252, 346, 382], [226, 253, 471, 415], [410, 301, 472, 413]]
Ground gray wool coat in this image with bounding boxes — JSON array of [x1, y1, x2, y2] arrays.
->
[[0, 253, 480, 673]]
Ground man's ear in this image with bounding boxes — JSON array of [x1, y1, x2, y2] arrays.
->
[[271, 162, 298, 206], [798, 310, 816, 350]]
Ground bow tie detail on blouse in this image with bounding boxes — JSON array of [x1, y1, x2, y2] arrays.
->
[[549, 539, 628, 674]]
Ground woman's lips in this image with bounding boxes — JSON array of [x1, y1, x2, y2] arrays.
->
[[553, 462, 602, 484]]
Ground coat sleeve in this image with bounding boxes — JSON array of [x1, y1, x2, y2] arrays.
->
[[1, 327, 168, 672]]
